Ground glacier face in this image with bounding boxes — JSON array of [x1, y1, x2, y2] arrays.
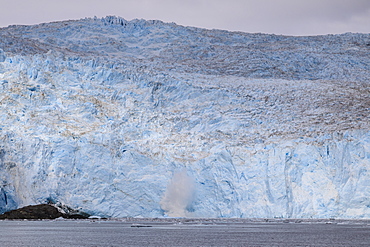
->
[[0, 16, 369, 218]]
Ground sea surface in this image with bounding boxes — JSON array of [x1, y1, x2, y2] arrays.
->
[[0, 219, 369, 246]]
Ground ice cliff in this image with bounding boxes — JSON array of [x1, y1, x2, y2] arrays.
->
[[0, 16, 369, 218]]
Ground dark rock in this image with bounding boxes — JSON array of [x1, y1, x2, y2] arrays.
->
[[62, 212, 90, 219], [0, 203, 91, 220], [0, 204, 62, 219], [54, 203, 90, 219]]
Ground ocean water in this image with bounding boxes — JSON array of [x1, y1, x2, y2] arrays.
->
[[0, 219, 369, 246]]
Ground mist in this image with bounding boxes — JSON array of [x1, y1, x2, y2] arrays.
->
[[160, 169, 195, 217]]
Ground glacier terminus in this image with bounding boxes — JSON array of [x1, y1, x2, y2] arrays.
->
[[0, 16, 369, 218]]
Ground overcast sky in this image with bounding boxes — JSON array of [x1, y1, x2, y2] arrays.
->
[[1, 0, 369, 35]]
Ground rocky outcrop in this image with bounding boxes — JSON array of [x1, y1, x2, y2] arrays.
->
[[0, 204, 62, 219], [0, 204, 90, 219]]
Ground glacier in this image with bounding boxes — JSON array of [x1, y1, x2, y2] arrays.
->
[[0, 16, 369, 218]]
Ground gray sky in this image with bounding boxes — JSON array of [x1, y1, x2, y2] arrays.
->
[[1, 0, 369, 35]]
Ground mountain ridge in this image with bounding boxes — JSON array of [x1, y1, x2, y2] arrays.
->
[[1, 16, 369, 81]]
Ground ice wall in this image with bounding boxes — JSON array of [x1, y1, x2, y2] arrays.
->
[[1, 132, 370, 218], [0, 17, 369, 218]]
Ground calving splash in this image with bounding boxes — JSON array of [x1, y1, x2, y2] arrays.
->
[[160, 169, 195, 217]]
